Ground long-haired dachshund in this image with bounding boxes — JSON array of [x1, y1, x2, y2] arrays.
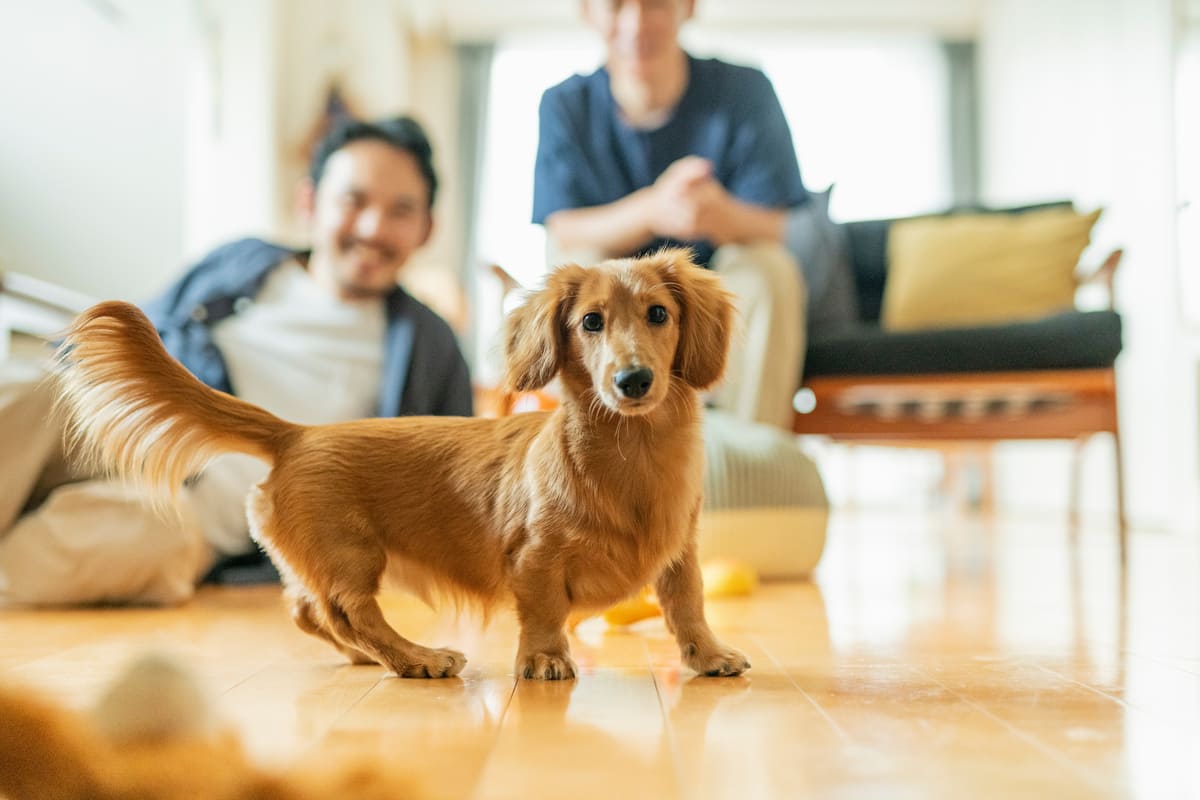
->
[[55, 249, 751, 680]]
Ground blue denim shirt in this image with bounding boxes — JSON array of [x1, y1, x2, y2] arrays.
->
[[141, 238, 473, 418]]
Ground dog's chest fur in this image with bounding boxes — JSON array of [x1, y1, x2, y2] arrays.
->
[[549, 418, 705, 609]]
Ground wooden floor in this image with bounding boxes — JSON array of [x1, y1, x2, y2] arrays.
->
[[2, 510, 1197, 799]]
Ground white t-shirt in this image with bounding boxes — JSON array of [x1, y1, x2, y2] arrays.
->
[[213, 258, 385, 425], [192, 259, 386, 554]]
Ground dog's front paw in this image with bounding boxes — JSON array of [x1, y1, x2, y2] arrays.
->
[[683, 642, 751, 677], [516, 651, 578, 680], [394, 646, 467, 679]]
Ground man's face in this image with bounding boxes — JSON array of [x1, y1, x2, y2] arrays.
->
[[304, 139, 433, 300], [584, 0, 693, 78]]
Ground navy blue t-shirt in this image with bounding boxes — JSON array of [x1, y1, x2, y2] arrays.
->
[[532, 55, 808, 267]]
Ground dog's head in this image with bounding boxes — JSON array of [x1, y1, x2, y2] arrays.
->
[[504, 248, 734, 416]]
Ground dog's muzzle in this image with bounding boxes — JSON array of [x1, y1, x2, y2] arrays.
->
[[614, 366, 654, 400]]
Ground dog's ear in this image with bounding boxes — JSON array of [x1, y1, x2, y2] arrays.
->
[[503, 265, 586, 392], [659, 249, 735, 389]]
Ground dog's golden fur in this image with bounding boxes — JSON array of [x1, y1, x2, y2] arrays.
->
[[55, 249, 750, 680]]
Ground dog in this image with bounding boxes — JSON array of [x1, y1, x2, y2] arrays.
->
[[55, 248, 751, 681]]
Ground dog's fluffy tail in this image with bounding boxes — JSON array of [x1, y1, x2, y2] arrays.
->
[[54, 301, 300, 505]]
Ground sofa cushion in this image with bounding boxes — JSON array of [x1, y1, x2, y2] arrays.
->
[[804, 309, 1122, 378], [785, 188, 861, 338], [842, 200, 1076, 324], [882, 207, 1102, 331]]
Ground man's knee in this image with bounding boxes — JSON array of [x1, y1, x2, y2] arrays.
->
[[708, 242, 807, 430], [0, 361, 72, 531], [0, 482, 212, 606], [545, 239, 607, 270], [711, 242, 807, 308]]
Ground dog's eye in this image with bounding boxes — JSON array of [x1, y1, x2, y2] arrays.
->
[[581, 312, 604, 332], [648, 305, 668, 325]]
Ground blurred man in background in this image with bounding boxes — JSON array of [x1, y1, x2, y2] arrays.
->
[[532, 0, 810, 429], [0, 115, 472, 606]]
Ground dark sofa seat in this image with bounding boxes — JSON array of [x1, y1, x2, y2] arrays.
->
[[806, 309, 1123, 378]]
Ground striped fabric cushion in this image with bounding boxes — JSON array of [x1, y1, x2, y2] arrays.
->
[[699, 411, 829, 578], [702, 411, 827, 511]]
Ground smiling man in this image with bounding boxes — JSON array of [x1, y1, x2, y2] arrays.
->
[[0, 115, 472, 606], [304, 125, 438, 301], [173, 118, 471, 434]]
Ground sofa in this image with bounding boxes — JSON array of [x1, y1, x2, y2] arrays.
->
[[791, 200, 1126, 559]]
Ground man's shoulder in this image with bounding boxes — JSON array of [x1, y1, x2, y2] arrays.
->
[[165, 238, 295, 294], [389, 289, 462, 348], [693, 55, 767, 77], [541, 67, 606, 112], [198, 237, 296, 272], [142, 237, 298, 327], [689, 55, 773, 97]]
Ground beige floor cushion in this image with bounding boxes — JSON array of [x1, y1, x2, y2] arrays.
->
[[700, 411, 828, 579]]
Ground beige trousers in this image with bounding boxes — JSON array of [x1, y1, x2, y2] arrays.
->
[[710, 243, 806, 431], [0, 361, 212, 606], [545, 241, 807, 431]]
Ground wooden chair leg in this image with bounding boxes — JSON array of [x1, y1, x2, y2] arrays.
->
[[1113, 427, 1128, 566], [846, 444, 860, 510], [1068, 437, 1086, 545], [938, 447, 961, 508], [975, 446, 995, 516]]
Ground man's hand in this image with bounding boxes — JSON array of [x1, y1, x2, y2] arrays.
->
[[648, 157, 732, 243], [654, 155, 713, 194], [544, 156, 784, 258]]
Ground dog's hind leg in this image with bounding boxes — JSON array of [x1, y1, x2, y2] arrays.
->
[[285, 587, 376, 666], [307, 543, 465, 679], [318, 590, 466, 679], [252, 488, 465, 678], [248, 485, 380, 668]]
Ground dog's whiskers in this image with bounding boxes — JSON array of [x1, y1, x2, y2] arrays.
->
[[667, 381, 695, 431], [586, 390, 605, 422]]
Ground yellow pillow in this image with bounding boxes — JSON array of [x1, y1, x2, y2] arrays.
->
[[881, 207, 1102, 331]]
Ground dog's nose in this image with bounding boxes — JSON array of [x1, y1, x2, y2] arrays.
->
[[614, 367, 654, 399]]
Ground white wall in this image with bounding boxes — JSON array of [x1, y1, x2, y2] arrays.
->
[[0, 0, 284, 301], [1177, 25, 1200, 327], [1174, 20, 1200, 532], [0, 0, 191, 301], [185, 0, 278, 262], [978, 0, 1184, 530], [404, 35, 469, 330]]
